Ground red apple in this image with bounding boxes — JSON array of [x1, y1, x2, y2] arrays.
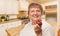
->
[[36, 20, 42, 26]]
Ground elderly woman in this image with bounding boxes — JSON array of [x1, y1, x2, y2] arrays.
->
[[20, 3, 55, 36]]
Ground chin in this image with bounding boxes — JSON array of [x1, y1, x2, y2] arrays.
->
[[32, 18, 38, 21]]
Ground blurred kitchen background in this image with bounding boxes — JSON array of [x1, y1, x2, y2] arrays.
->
[[0, 0, 60, 36]]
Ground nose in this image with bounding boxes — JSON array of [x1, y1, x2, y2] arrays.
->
[[34, 11, 38, 15]]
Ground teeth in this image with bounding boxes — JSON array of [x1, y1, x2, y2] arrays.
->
[[34, 15, 38, 17]]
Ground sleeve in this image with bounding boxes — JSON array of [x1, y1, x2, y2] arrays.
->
[[43, 26, 55, 36]]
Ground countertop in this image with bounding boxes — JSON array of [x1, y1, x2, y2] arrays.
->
[[0, 18, 23, 36], [0, 18, 28, 36], [0, 18, 20, 24]]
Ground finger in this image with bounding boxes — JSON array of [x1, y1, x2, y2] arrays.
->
[[34, 24, 41, 29], [34, 24, 41, 31]]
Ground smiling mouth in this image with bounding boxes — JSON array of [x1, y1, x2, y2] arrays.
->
[[33, 15, 39, 18]]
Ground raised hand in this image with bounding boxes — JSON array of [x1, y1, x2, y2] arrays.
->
[[36, 20, 42, 26], [34, 19, 42, 36]]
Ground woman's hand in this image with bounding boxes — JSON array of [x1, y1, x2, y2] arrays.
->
[[34, 24, 42, 36]]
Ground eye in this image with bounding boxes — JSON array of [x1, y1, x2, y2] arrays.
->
[[30, 10, 35, 13], [37, 10, 41, 12]]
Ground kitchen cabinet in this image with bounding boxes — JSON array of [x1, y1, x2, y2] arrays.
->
[[45, 4, 57, 36], [0, 0, 6, 14], [58, 29, 60, 36], [0, 0, 18, 14], [0, 20, 21, 36], [45, 5, 57, 36], [0, 20, 21, 29], [45, 5, 57, 24], [6, 0, 18, 14], [17, 10, 28, 19], [45, 5, 57, 30]]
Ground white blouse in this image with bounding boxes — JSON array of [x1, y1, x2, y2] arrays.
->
[[20, 20, 55, 36]]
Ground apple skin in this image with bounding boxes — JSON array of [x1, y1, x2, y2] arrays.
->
[[36, 20, 42, 26]]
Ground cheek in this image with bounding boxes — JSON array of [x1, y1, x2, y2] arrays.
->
[[36, 12, 42, 16], [38, 12, 42, 15], [29, 12, 34, 16], [29, 13, 34, 19]]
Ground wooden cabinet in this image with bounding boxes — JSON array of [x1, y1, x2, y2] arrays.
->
[[17, 10, 28, 19], [58, 29, 60, 36], [45, 5, 57, 30], [45, 5, 57, 24], [45, 5, 57, 36]]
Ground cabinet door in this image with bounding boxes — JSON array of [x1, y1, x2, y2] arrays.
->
[[58, 29, 60, 36], [0, 0, 6, 14], [6, 0, 18, 14], [0, 0, 18, 14]]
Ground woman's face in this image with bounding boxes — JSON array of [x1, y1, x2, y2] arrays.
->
[[29, 6, 42, 21]]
